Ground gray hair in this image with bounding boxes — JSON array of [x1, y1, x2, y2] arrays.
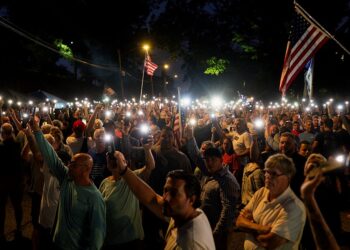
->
[[265, 153, 296, 179]]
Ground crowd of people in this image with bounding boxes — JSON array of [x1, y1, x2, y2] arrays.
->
[[0, 95, 349, 250]]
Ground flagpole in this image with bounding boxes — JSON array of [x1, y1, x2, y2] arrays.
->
[[310, 59, 314, 99], [295, 2, 350, 55], [177, 87, 182, 139], [140, 52, 147, 102]]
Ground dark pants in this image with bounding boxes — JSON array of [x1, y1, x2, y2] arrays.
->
[[0, 176, 24, 236], [102, 239, 143, 250]]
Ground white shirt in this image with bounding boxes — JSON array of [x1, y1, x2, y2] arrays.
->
[[165, 208, 215, 250], [242, 187, 306, 250], [39, 163, 60, 229]]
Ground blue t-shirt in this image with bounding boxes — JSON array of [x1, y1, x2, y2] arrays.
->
[[35, 131, 106, 250]]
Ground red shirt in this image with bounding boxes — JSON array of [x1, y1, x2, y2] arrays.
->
[[222, 153, 240, 173]]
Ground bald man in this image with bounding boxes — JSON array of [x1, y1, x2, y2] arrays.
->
[[31, 120, 106, 250]]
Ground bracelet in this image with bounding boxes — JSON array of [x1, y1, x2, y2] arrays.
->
[[119, 166, 128, 176]]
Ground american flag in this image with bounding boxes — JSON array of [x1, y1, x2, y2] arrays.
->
[[279, 4, 329, 95], [173, 109, 186, 147], [145, 54, 158, 76]]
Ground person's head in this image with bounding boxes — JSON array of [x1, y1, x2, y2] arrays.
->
[[292, 121, 299, 131], [67, 153, 93, 181], [93, 128, 106, 149], [44, 134, 55, 146], [264, 154, 295, 196], [332, 115, 341, 131], [279, 132, 297, 156], [298, 140, 311, 158], [323, 118, 333, 131], [93, 119, 103, 130], [159, 127, 174, 150], [304, 153, 327, 176], [200, 140, 215, 155], [284, 121, 293, 131], [292, 113, 300, 122], [203, 147, 223, 174], [233, 118, 247, 134], [163, 170, 201, 220], [0, 123, 14, 141], [50, 126, 64, 150], [41, 123, 53, 134], [52, 119, 63, 130], [222, 137, 234, 154], [304, 119, 312, 132], [269, 124, 279, 136], [72, 120, 86, 138], [312, 115, 319, 127], [150, 125, 161, 144]]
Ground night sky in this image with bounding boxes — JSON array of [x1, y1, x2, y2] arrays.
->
[[0, 0, 349, 101]]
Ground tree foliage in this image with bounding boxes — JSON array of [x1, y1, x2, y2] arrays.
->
[[204, 57, 229, 76]]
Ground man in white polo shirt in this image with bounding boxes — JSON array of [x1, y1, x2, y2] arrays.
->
[[236, 154, 306, 250]]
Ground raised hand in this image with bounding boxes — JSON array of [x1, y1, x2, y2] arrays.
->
[[142, 135, 154, 150]]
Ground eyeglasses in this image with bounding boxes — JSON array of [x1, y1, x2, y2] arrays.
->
[[263, 169, 285, 178]]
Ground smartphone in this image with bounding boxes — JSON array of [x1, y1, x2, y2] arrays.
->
[[104, 134, 115, 160], [140, 123, 150, 144]]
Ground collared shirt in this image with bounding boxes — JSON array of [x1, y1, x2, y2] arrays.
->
[[201, 167, 240, 235], [242, 187, 306, 250]]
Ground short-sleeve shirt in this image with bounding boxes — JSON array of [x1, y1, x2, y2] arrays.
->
[[242, 187, 306, 250], [165, 208, 215, 250], [99, 169, 144, 245]]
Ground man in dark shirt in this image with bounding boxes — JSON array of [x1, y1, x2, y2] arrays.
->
[[0, 123, 24, 242], [202, 147, 240, 250], [279, 132, 306, 197]]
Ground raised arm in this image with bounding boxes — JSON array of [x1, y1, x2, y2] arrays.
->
[[8, 108, 22, 132], [111, 151, 164, 220], [138, 136, 155, 182], [30, 117, 68, 183], [85, 104, 102, 137], [301, 171, 340, 250]]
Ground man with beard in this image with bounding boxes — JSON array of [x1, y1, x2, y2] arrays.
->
[[236, 154, 306, 249], [112, 151, 215, 250], [31, 118, 106, 250]]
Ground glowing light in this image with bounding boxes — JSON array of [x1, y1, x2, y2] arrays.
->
[[105, 110, 112, 117], [28, 100, 33, 105], [140, 124, 150, 134], [189, 118, 196, 126], [126, 111, 131, 117], [211, 96, 223, 108], [335, 154, 345, 164], [142, 44, 150, 51], [104, 134, 112, 142], [254, 119, 264, 129], [181, 97, 191, 107]]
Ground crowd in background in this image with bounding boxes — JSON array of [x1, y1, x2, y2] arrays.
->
[[0, 94, 349, 250]]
